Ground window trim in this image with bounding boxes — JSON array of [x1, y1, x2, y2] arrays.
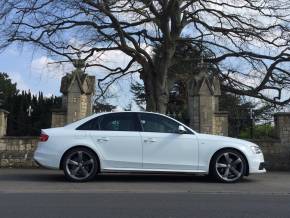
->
[[76, 112, 194, 134]]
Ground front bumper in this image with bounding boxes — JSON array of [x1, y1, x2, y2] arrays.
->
[[249, 153, 266, 174], [259, 162, 267, 170]]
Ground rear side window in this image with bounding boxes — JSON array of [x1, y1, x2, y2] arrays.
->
[[99, 113, 139, 131], [76, 117, 100, 130]]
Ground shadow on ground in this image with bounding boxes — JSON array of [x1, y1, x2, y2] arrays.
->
[[0, 169, 254, 184]]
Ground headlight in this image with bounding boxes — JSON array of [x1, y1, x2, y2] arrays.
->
[[250, 145, 262, 154]]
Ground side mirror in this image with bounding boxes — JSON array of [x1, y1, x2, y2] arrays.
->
[[178, 125, 187, 134]]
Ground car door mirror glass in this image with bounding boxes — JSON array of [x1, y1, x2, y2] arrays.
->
[[178, 125, 187, 134]]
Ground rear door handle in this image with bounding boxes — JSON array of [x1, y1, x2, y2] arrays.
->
[[97, 137, 109, 142], [144, 138, 157, 143]]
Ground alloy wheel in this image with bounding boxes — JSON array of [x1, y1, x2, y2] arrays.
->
[[215, 152, 244, 182], [65, 150, 95, 181]]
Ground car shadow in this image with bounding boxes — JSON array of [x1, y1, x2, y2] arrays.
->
[[0, 169, 255, 184], [94, 173, 214, 183], [93, 173, 254, 184]]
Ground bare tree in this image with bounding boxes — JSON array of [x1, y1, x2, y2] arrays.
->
[[1, 0, 290, 113]]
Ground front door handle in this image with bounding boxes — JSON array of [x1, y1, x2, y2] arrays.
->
[[97, 137, 109, 142], [144, 138, 157, 143]]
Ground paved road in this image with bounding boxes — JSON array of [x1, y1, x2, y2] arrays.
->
[[0, 169, 290, 218]]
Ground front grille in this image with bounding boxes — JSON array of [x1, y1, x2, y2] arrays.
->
[[259, 162, 266, 170]]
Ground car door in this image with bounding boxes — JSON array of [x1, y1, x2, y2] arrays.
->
[[139, 113, 199, 171], [89, 113, 143, 170]]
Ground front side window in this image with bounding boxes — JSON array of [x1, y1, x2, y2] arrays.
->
[[99, 113, 139, 131], [139, 113, 189, 134]]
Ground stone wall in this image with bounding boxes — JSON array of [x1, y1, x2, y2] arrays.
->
[[252, 139, 290, 171], [274, 113, 290, 144], [0, 137, 38, 168]]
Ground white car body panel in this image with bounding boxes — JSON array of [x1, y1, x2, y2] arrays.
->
[[89, 130, 142, 169], [34, 112, 266, 175], [141, 132, 198, 171], [197, 134, 265, 173]]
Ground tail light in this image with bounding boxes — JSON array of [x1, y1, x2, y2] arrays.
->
[[39, 133, 49, 142]]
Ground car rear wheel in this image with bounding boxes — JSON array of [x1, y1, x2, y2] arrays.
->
[[210, 149, 246, 183], [62, 147, 98, 182]]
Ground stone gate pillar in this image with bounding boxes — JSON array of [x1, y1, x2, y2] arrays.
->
[[51, 59, 96, 127], [188, 74, 228, 136], [274, 112, 290, 145], [213, 111, 229, 136], [0, 109, 9, 137]]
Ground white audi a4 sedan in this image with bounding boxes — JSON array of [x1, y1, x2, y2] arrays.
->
[[34, 111, 266, 183]]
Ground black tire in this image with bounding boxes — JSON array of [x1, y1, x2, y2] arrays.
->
[[62, 147, 98, 182], [210, 149, 247, 183]]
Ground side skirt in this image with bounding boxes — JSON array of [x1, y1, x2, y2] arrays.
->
[[101, 168, 208, 175]]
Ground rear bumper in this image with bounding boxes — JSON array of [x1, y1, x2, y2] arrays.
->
[[33, 144, 60, 169], [33, 158, 51, 169]]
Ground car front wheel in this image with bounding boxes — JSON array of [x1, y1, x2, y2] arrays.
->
[[210, 149, 246, 183], [62, 147, 98, 182]]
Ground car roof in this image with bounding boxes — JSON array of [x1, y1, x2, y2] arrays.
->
[[64, 111, 163, 128]]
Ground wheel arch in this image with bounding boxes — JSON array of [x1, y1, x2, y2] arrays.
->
[[59, 145, 101, 172], [209, 147, 249, 176]]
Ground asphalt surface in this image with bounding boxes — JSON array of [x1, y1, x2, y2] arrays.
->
[[0, 169, 290, 218]]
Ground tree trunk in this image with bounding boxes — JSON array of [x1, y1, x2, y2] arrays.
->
[[143, 72, 157, 111], [155, 79, 169, 113], [140, 42, 176, 113], [143, 57, 174, 113], [143, 71, 169, 114], [142, 72, 168, 114]]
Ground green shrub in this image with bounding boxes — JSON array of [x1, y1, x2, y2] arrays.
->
[[239, 124, 276, 139]]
